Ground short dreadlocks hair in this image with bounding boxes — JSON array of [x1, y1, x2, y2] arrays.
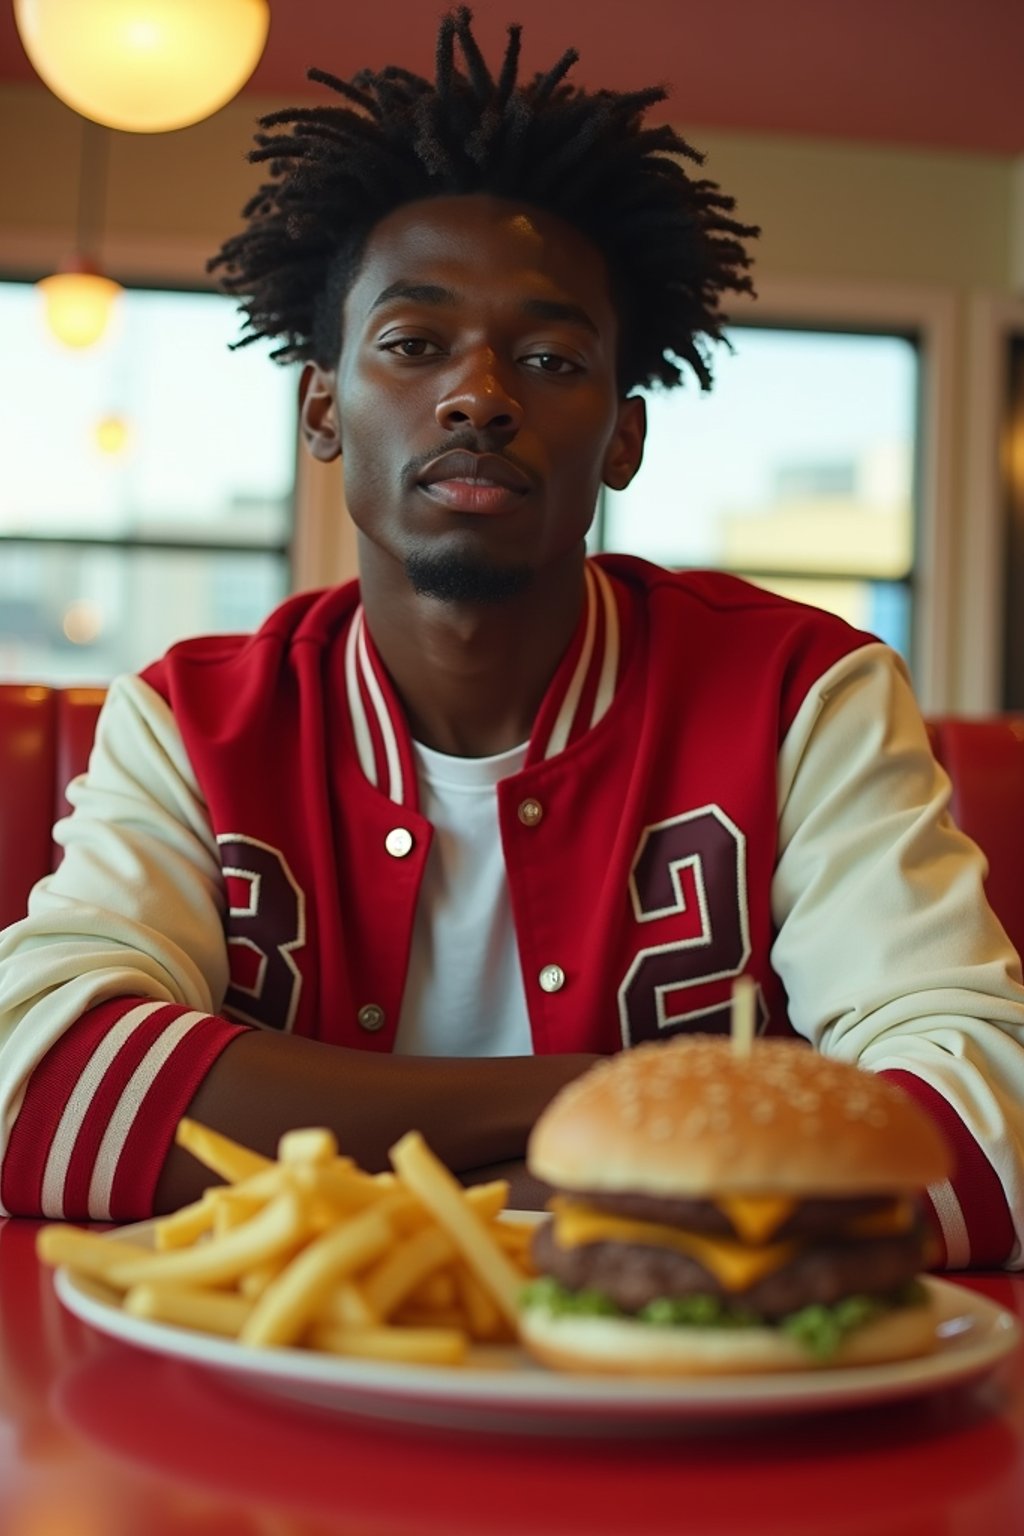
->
[[209, 7, 758, 394]]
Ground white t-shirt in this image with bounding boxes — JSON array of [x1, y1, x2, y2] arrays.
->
[[392, 738, 533, 1057]]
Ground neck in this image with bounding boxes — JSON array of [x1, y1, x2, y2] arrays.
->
[[358, 541, 588, 757]]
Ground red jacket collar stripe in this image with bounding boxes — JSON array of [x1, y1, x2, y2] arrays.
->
[[344, 609, 379, 791], [544, 564, 599, 759], [356, 611, 406, 805], [542, 562, 620, 760], [345, 560, 622, 793], [591, 560, 620, 729]]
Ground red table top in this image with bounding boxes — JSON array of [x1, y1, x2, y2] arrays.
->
[[2, 1216, 1022, 1536]]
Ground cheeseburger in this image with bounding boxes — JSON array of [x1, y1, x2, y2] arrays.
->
[[520, 1037, 952, 1374]]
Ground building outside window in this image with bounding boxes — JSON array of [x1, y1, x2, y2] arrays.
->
[[595, 325, 919, 666]]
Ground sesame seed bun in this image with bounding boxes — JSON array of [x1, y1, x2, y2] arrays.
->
[[527, 1037, 953, 1198], [518, 1284, 943, 1376]]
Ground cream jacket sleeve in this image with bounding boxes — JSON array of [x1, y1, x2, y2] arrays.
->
[[0, 674, 242, 1219], [773, 643, 1024, 1268]]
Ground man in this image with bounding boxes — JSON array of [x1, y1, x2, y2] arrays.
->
[[0, 10, 1022, 1267]]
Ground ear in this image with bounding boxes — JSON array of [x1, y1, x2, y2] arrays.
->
[[299, 363, 342, 462], [602, 394, 646, 492]]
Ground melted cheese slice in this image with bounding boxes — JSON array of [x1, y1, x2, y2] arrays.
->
[[713, 1195, 796, 1244], [712, 1195, 913, 1244], [551, 1202, 797, 1293], [549, 1196, 914, 1295]]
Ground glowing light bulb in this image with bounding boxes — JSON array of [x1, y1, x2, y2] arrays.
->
[[94, 415, 131, 455], [37, 263, 122, 349], [14, 0, 270, 133]]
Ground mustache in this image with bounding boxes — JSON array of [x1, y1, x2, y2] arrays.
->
[[402, 433, 536, 485]]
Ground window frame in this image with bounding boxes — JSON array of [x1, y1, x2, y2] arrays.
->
[[702, 278, 958, 714], [963, 293, 1024, 712], [0, 268, 300, 684], [0, 271, 298, 572], [592, 314, 923, 667]]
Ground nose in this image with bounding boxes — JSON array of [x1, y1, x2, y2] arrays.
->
[[435, 349, 523, 436]]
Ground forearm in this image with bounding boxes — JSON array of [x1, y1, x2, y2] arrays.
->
[[461, 1157, 554, 1210], [154, 1028, 598, 1212]]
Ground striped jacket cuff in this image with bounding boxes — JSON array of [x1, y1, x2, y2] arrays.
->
[[880, 1067, 1016, 1269], [1, 998, 248, 1221]]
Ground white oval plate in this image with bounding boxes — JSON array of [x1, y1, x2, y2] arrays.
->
[[53, 1242, 1021, 1435]]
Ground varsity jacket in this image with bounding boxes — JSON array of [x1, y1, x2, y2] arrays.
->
[[0, 555, 1022, 1265]]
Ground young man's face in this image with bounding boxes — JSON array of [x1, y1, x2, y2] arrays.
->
[[302, 194, 645, 602]]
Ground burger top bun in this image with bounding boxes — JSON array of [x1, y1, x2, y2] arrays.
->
[[527, 1037, 952, 1198]]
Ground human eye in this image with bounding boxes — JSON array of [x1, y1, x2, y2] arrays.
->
[[379, 336, 444, 358], [521, 351, 583, 376]]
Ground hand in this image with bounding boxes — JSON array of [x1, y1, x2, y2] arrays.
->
[[462, 1159, 553, 1211]]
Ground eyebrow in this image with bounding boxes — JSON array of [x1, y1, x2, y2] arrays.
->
[[369, 282, 599, 336], [370, 282, 455, 311]]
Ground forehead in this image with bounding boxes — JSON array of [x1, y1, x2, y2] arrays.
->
[[342, 194, 616, 332]]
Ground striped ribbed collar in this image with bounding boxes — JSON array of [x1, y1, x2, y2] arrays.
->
[[344, 559, 624, 807]]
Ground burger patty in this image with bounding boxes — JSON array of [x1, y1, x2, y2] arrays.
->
[[568, 1189, 897, 1240], [532, 1220, 927, 1319]]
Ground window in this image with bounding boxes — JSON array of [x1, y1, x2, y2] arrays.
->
[[596, 326, 919, 661], [0, 281, 298, 683]]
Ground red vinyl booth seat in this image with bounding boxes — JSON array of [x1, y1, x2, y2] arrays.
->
[[0, 684, 1021, 959], [0, 685, 105, 932], [926, 716, 1024, 960]]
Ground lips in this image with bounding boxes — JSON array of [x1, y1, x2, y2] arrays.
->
[[417, 450, 533, 514]]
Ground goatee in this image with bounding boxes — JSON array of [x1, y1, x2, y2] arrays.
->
[[404, 551, 532, 604]]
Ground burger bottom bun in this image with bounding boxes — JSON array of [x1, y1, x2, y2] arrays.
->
[[518, 1295, 941, 1376]]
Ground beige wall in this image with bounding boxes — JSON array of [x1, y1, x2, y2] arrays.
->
[[698, 129, 1014, 291], [1, 82, 1020, 708], [0, 85, 264, 276], [1, 84, 1014, 289]]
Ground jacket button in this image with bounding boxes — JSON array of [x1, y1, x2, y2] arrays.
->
[[538, 964, 565, 994], [357, 1003, 386, 1032], [384, 827, 414, 858], [517, 798, 544, 826]]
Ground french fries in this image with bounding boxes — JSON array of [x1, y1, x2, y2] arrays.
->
[[38, 1123, 538, 1368], [390, 1130, 525, 1328]]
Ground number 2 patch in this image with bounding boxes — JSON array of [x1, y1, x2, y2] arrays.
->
[[617, 805, 752, 1047]]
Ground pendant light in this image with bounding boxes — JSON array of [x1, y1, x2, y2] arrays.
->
[[13, 0, 271, 134], [37, 121, 122, 349]]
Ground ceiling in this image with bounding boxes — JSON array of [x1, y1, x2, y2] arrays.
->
[[1, 0, 1021, 156]]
